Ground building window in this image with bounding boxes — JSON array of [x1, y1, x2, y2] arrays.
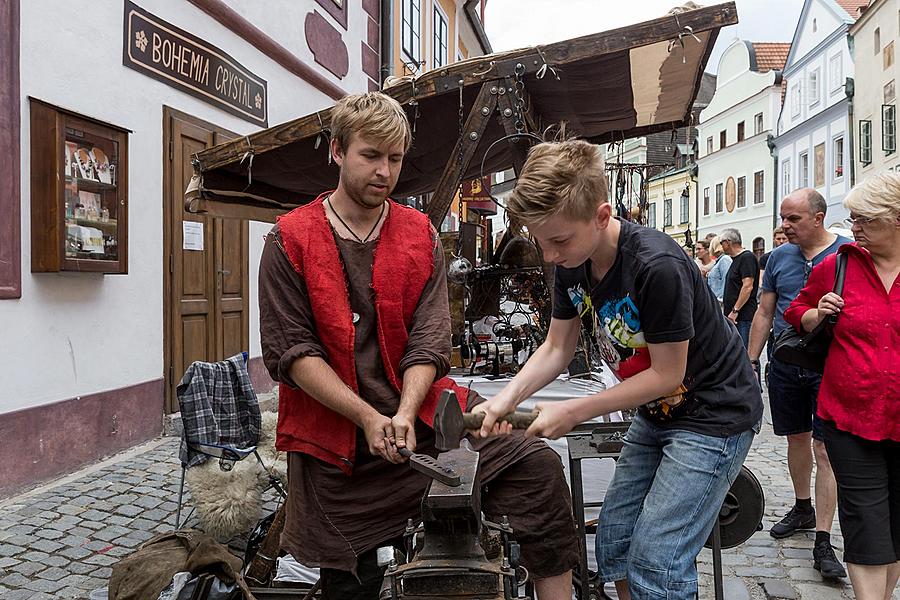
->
[[680, 192, 689, 224], [782, 159, 791, 195], [791, 84, 801, 117], [664, 198, 672, 227], [884, 104, 896, 154], [737, 176, 746, 208], [754, 113, 764, 135], [737, 121, 745, 142], [830, 54, 843, 93], [719, 130, 727, 149], [886, 41, 895, 70], [401, 0, 422, 64], [875, 28, 881, 54], [799, 151, 809, 187], [754, 171, 765, 204], [715, 183, 723, 213], [833, 136, 844, 180], [433, 4, 449, 69], [860, 119, 873, 165], [706, 136, 713, 155], [648, 202, 657, 229], [703, 187, 710, 215], [809, 69, 820, 106]]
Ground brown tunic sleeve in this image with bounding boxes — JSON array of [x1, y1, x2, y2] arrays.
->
[[398, 225, 451, 379], [258, 225, 327, 387]]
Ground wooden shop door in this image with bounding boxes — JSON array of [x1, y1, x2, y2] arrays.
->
[[163, 107, 249, 414]]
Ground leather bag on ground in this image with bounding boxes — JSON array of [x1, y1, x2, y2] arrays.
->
[[108, 529, 255, 600]]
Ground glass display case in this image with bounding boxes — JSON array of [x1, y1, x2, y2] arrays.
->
[[30, 98, 129, 273]]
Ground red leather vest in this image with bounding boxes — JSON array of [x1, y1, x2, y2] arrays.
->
[[275, 192, 468, 474]]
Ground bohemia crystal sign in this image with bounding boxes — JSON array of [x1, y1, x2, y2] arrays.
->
[[123, 1, 268, 126]]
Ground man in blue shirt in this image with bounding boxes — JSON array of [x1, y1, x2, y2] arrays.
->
[[748, 188, 851, 580]]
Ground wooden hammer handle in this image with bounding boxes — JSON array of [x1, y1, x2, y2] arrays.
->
[[461, 411, 538, 430]]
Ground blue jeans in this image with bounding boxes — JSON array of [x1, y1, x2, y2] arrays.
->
[[735, 320, 752, 349], [596, 415, 755, 599]]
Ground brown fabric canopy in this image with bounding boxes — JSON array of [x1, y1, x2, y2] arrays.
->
[[187, 3, 736, 221]]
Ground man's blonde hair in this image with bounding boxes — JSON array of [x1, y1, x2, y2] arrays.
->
[[844, 172, 900, 222], [330, 92, 412, 154], [507, 140, 608, 226]]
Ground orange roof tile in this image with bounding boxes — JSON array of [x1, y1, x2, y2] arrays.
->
[[834, 0, 869, 19], [750, 42, 791, 73]]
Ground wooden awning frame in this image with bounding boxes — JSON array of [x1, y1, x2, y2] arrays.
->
[[186, 3, 737, 223]]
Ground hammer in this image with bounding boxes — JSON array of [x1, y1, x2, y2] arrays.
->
[[434, 390, 538, 451]]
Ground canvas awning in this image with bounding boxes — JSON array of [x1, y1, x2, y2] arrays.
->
[[186, 2, 737, 222]]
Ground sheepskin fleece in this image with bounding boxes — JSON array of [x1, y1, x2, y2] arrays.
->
[[185, 412, 286, 541]]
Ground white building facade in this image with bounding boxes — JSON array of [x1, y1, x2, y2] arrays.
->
[[850, 0, 900, 178], [696, 41, 789, 251], [774, 0, 861, 227], [0, 0, 383, 496]]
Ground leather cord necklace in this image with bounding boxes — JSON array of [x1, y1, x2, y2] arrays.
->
[[326, 196, 385, 243]]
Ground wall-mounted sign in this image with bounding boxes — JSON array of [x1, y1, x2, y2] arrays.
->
[[725, 176, 736, 213], [123, 1, 268, 126], [462, 176, 496, 216], [814, 143, 825, 188]]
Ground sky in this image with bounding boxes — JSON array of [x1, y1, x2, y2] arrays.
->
[[483, 0, 804, 75]]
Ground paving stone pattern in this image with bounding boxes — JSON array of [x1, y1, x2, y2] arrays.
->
[[0, 400, 898, 599]]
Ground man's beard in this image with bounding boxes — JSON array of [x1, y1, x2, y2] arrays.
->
[[346, 178, 391, 209]]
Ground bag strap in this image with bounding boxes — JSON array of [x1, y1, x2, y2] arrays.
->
[[826, 251, 848, 327], [832, 250, 848, 295]]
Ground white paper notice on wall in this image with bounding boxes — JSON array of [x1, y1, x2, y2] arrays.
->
[[183, 221, 204, 251]]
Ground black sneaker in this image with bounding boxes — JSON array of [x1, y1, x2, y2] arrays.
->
[[813, 541, 847, 580], [770, 506, 816, 538]]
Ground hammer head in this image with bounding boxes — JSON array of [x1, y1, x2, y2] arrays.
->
[[434, 390, 464, 451]]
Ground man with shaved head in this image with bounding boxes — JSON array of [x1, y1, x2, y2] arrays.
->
[[748, 188, 850, 580]]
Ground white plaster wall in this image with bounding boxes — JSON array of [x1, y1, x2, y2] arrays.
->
[[791, 0, 845, 62], [698, 77, 782, 249], [225, 0, 370, 83], [2, 0, 368, 413], [696, 137, 777, 248], [775, 108, 850, 222], [852, 0, 900, 178], [781, 36, 852, 134], [698, 90, 773, 159], [702, 42, 778, 122], [646, 172, 696, 238]]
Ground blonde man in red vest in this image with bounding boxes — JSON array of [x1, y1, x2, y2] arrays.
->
[[258, 92, 577, 599]]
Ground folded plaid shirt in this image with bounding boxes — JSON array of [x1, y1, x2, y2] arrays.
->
[[177, 353, 262, 467]]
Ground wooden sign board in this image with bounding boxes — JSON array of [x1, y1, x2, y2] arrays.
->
[[123, 1, 268, 126]]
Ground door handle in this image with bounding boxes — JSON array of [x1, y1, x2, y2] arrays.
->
[[217, 269, 231, 276]]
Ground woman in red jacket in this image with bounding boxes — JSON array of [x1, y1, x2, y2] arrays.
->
[[785, 172, 900, 600]]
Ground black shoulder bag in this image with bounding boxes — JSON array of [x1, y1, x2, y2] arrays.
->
[[771, 252, 848, 373]]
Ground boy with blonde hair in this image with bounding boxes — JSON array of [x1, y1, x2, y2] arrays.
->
[[259, 93, 577, 599], [476, 140, 762, 600]]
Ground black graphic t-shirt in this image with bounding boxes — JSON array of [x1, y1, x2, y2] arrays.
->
[[553, 219, 762, 438], [723, 250, 760, 321]]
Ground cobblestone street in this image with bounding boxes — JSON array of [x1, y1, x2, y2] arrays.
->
[[0, 403, 897, 599]]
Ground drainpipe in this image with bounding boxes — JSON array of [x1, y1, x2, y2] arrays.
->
[[379, 0, 393, 86], [767, 133, 778, 230], [690, 163, 699, 243], [846, 77, 856, 186]]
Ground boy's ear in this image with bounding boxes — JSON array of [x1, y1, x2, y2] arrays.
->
[[596, 202, 612, 227]]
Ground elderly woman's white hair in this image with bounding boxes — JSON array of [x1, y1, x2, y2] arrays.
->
[[844, 172, 900, 222]]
